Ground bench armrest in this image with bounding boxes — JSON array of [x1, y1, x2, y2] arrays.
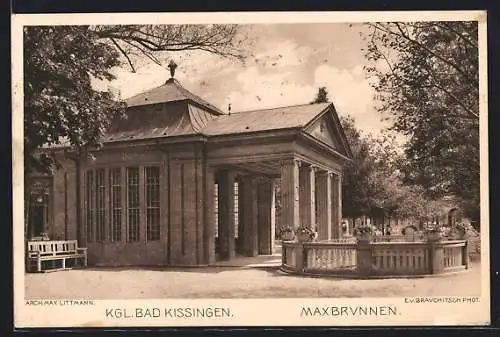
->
[[76, 247, 88, 253]]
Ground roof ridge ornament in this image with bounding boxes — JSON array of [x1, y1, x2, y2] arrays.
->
[[167, 60, 178, 79]]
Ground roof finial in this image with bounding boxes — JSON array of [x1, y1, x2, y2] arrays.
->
[[168, 60, 178, 79]]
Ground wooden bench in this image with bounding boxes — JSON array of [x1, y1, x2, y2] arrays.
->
[[27, 240, 87, 272]]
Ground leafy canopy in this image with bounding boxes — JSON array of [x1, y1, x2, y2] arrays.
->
[[362, 22, 479, 220]]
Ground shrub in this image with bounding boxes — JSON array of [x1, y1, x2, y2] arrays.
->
[[295, 224, 317, 242], [353, 224, 376, 237], [278, 224, 295, 240]]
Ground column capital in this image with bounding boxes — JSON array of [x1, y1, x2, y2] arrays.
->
[[280, 158, 301, 167], [298, 162, 318, 172], [317, 169, 333, 177]]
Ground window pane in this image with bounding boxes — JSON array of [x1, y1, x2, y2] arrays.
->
[[127, 167, 140, 242], [85, 171, 94, 242], [109, 168, 122, 242], [145, 166, 160, 241], [95, 169, 106, 241]]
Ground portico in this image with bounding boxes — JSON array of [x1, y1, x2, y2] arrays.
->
[[201, 102, 351, 263], [209, 157, 344, 264]]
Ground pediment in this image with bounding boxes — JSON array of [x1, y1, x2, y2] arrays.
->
[[305, 114, 342, 152]]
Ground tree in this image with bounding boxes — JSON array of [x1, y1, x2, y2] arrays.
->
[[24, 24, 245, 174], [91, 25, 244, 73], [310, 86, 329, 104], [361, 22, 480, 220], [340, 116, 376, 219]]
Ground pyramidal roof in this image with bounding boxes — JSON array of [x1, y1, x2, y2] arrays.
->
[[124, 78, 224, 115]]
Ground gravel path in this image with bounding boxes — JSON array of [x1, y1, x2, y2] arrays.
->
[[25, 262, 482, 299]]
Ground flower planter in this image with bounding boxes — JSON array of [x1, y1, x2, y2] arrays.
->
[[297, 233, 315, 242], [426, 231, 443, 242], [356, 235, 372, 245], [281, 232, 296, 242], [460, 231, 469, 240]]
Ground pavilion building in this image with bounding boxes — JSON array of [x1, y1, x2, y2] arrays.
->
[[26, 69, 353, 267]]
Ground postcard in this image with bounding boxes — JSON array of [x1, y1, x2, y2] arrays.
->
[[12, 10, 490, 327]]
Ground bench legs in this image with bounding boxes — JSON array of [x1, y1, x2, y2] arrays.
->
[[31, 255, 87, 272]]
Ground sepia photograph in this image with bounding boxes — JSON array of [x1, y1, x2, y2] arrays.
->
[[12, 11, 489, 327]]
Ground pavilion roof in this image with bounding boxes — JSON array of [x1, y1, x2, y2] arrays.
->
[[124, 78, 224, 115], [201, 103, 331, 136]]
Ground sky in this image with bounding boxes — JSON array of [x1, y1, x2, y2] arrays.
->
[[93, 23, 390, 137]]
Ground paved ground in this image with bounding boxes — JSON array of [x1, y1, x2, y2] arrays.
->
[[24, 261, 482, 299]]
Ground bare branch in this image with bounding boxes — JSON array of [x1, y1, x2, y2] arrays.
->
[[110, 38, 136, 73]]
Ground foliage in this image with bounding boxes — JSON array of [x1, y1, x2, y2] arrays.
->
[[310, 86, 329, 104], [353, 224, 376, 237], [456, 222, 474, 233], [295, 224, 317, 242], [308, 87, 431, 221], [278, 224, 295, 240], [24, 26, 124, 174], [340, 116, 376, 218], [361, 22, 479, 221]]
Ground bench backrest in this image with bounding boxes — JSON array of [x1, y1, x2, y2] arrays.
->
[[28, 240, 79, 256]]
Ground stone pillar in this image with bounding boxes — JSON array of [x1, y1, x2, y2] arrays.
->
[[316, 170, 332, 240], [332, 173, 342, 238], [429, 242, 444, 274], [204, 166, 216, 265], [240, 176, 258, 257], [356, 239, 373, 276], [258, 179, 276, 255], [299, 164, 316, 228], [217, 170, 236, 260], [280, 159, 300, 229]]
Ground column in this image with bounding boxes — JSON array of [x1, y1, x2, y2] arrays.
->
[[299, 164, 316, 228], [258, 179, 276, 255], [332, 173, 342, 238], [203, 166, 216, 264], [280, 159, 300, 228], [316, 170, 332, 240], [240, 176, 258, 257], [217, 169, 236, 260]]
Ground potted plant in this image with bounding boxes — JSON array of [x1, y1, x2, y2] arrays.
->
[[353, 224, 375, 242], [424, 224, 443, 242], [456, 222, 474, 239], [295, 224, 317, 242], [279, 224, 296, 241]]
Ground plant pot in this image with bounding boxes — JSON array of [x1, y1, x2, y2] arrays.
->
[[426, 231, 442, 242], [297, 233, 314, 242], [460, 231, 469, 240], [356, 234, 372, 244], [281, 232, 295, 242]]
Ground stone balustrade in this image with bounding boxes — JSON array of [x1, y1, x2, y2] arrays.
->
[[281, 236, 469, 277]]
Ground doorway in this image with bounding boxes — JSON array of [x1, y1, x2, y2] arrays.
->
[[29, 193, 48, 238]]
